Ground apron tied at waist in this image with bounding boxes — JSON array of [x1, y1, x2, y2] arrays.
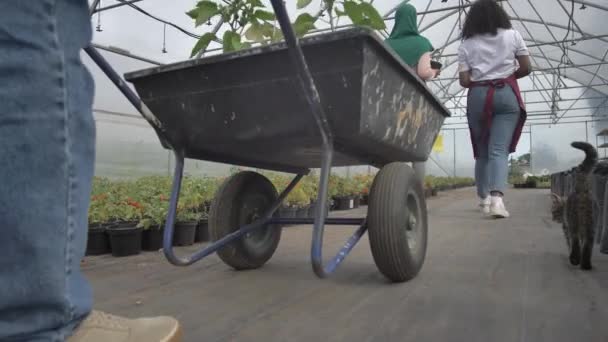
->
[[467, 74, 527, 159]]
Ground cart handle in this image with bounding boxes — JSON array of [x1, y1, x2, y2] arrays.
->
[[269, 0, 366, 278], [162, 150, 305, 266], [83, 46, 169, 147]]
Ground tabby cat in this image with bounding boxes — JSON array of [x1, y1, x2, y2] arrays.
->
[[550, 141, 598, 270]]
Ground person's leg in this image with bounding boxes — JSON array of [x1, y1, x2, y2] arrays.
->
[[0, 1, 94, 340], [0, 2, 180, 341], [467, 87, 490, 211], [487, 86, 520, 218], [475, 149, 490, 199]]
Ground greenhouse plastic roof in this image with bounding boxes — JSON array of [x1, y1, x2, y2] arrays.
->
[[92, 0, 607, 131], [384, 0, 607, 128]]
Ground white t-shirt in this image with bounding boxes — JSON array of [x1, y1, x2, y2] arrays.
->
[[458, 28, 529, 82]]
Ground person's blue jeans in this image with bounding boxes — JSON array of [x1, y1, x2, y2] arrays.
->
[[467, 85, 520, 199], [0, 1, 94, 340]]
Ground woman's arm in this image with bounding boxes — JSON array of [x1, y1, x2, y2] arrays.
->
[[514, 55, 531, 79], [513, 30, 531, 79], [457, 43, 471, 87], [416, 52, 437, 81], [459, 71, 472, 88]]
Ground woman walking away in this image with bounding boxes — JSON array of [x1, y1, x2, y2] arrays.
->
[[386, 2, 439, 81], [458, 0, 531, 218]]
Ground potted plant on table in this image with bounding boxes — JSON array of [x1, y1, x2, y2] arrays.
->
[[138, 192, 169, 251], [190, 177, 216, 243], [352, 174, 373, 207], [87, 192, 112, 256], [130, 176, 170, 251], [174, 208, 199, 246], [267, 173, 297, 218], [289, 186, 310, 219], [333, 176, 357, 210], [353, 174, 373, 205], [195, 210, 210, 243], [172, 176, 205, 246], [301, 174, 318, 217], [106, 187, 144, 257]]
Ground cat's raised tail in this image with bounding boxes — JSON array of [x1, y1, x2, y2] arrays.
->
[[571, 141, 598, 174]]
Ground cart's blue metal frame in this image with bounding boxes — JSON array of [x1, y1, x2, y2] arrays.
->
[[84, 0, 367, 278]]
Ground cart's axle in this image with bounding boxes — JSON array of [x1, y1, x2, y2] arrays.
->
[[271, 217, 366, 226]]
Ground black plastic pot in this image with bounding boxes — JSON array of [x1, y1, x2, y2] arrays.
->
[[86, 224, 110, 256], [296, 207, 309, 218], [173, 221, 197, 246], [107, 223, 142, 257], [334, 196, 354, 210], [195, 219, 209, 242], [308, 202, 330, 218], [353, 196, 361, 208], [308, 203, 316, 218], [142, 226, 164, 251], [279, 206, 297, 218], [361, 194, 369, 206]]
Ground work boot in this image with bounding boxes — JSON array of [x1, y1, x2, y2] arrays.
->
[[68, 310, 181, 342]]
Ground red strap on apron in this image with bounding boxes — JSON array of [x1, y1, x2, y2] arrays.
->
[[467, 74, 527, 159]]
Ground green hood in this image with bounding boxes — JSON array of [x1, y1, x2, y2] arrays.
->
[[390, 2, 419, 37], [385, 2, 434, 67]]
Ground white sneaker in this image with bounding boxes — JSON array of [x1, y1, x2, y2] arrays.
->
[[479, 197, 491, 214], [490, 196, 509, 218]]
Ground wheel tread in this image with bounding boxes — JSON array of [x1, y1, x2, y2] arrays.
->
[[208, 171, 281, 270], [368, 162, 428, 282]]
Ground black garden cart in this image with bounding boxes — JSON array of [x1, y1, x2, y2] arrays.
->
[[85, 0, 449, 282]]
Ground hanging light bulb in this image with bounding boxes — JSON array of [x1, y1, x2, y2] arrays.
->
[[161, 23, 167, 53], [96, 0, 103, 32]]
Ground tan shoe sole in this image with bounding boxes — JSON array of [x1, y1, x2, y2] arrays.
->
[[163, 322, 182, 342]]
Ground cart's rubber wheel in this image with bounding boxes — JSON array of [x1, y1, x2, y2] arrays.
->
[[367, 162, 428, 282], [209, 171, 282, 270]]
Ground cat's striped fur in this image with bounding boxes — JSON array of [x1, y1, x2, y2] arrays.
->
[[550, 141, 597, 270]]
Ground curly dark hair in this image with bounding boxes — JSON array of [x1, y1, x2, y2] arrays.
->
[[461, 0, 512, 39]]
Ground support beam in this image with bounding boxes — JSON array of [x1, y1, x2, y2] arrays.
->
[[93, 0, 144, 13], [508, 2, 564, 102], [440, 35, 608, 58], [570, 0, 608, 11], [555, 48, 608, 123], [91, 43, 164, 65], [435, 51, 608, 104], [417, 0, 434, 28]]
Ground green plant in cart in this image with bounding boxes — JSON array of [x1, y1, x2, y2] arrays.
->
[[186, 0, 385, 56]]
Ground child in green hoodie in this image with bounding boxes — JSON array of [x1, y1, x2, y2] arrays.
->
[[385, 2, 439, 81]]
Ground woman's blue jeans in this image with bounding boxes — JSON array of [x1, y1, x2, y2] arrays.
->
[[0, 1, 94, 340], [467, 85, 520, 199]]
